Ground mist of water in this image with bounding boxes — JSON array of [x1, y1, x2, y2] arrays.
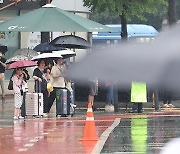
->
[[68, 23, 180, 93]]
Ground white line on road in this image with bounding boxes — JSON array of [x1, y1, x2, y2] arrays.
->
[[18, 148, 28, 152], [91, 118, 121, 154], [29, 139, 39, 143], [24, 143, 34, 147]]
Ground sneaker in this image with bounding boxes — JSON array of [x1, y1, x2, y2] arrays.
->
[[43, 113, 48, 118], [105, 105, 110, 112], [168, 104, 175, 108], [56, 115, 61, 118], [13, 116, 18, 120], [163, 104, 170, 108], [19, 116, 25, 120]]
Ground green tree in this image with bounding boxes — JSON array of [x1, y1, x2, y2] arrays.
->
[[83, 0, 167, 41]]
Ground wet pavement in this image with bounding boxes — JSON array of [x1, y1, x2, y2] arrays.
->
[[1, 97, 180, 153]]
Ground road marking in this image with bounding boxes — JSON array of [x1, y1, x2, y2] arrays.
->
[[91, 118, 121, 154], [24, 143, 34, 147], [35, 136, 43, 139], [29, 139, 39, 143], [41, 132, 49, 135], [18, 133, 47, 152], [18, 148, 28, 152]]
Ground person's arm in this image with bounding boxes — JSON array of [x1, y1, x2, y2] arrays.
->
[[33, 75, 42, 82], [51, 66, 62, 78], [33, 69, 42, 82], [13, 75, 23, 86], [0, 60, 6, 68]]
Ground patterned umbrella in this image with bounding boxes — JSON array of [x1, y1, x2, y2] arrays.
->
[[6, 55, 29, 64], [13, 48, 39, 58]]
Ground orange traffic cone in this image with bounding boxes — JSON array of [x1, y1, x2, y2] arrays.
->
[[80, 103, 100, 141]]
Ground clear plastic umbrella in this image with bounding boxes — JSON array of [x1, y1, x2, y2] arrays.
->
[[13, 48, 39, 59]]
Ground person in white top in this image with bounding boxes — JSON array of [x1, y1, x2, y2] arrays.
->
[[12, 68, 26, 120], [47, 57, 66, 113]]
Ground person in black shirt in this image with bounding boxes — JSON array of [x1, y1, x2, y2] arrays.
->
[[33, 60, 49, 117], [0, 51, 6, 98]]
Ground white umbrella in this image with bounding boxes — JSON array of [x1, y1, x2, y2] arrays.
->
[[52, 49, 76, 59], [31, 52, 63, 61]]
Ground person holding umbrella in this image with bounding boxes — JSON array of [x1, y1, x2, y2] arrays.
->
[[0, 51, 7, 99], [12, 68, 27, 120]]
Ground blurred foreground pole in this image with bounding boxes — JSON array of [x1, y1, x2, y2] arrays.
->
[[114, 84, 118, 112], [40, 0, 51, 43], [154, 89, 159, 111]]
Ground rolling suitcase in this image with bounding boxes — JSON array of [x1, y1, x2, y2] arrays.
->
[[25, 93, 44, 116], [25, 81, 44, 117], [56, 88, 75, 116]]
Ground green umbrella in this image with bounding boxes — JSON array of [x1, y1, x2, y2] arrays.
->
[[0, 4, 115, 32]]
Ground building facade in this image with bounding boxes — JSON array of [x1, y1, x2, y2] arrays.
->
[[0, 0, 91, 79]]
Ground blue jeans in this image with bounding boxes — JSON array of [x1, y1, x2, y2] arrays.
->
[[106, 85, 114, 105]]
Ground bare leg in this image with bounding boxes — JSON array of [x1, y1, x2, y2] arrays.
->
[[152, 92, 155, 107], [88, 95, 94, 106], [14, 108, 20, 117], [17, 108, 20, 117]]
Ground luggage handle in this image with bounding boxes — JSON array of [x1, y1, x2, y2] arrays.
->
[[35, 80, 41, 93]]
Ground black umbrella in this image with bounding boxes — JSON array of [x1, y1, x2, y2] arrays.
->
[[0, 44, 8, 54], [50, 35, 91, 49], [33, 42, 65, 53]]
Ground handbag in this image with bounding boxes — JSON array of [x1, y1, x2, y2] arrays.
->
[[22, 82, 28, 92], [47, 83, 53, 93], [8, 78, 13, 90]]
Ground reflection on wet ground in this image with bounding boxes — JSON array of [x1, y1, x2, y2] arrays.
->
[[1, 97, 180, 153], [102, 116, 180, 154]]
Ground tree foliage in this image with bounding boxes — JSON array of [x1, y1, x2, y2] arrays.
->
[[84, 0, 167, 21], [83, 0, 167, 40]]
